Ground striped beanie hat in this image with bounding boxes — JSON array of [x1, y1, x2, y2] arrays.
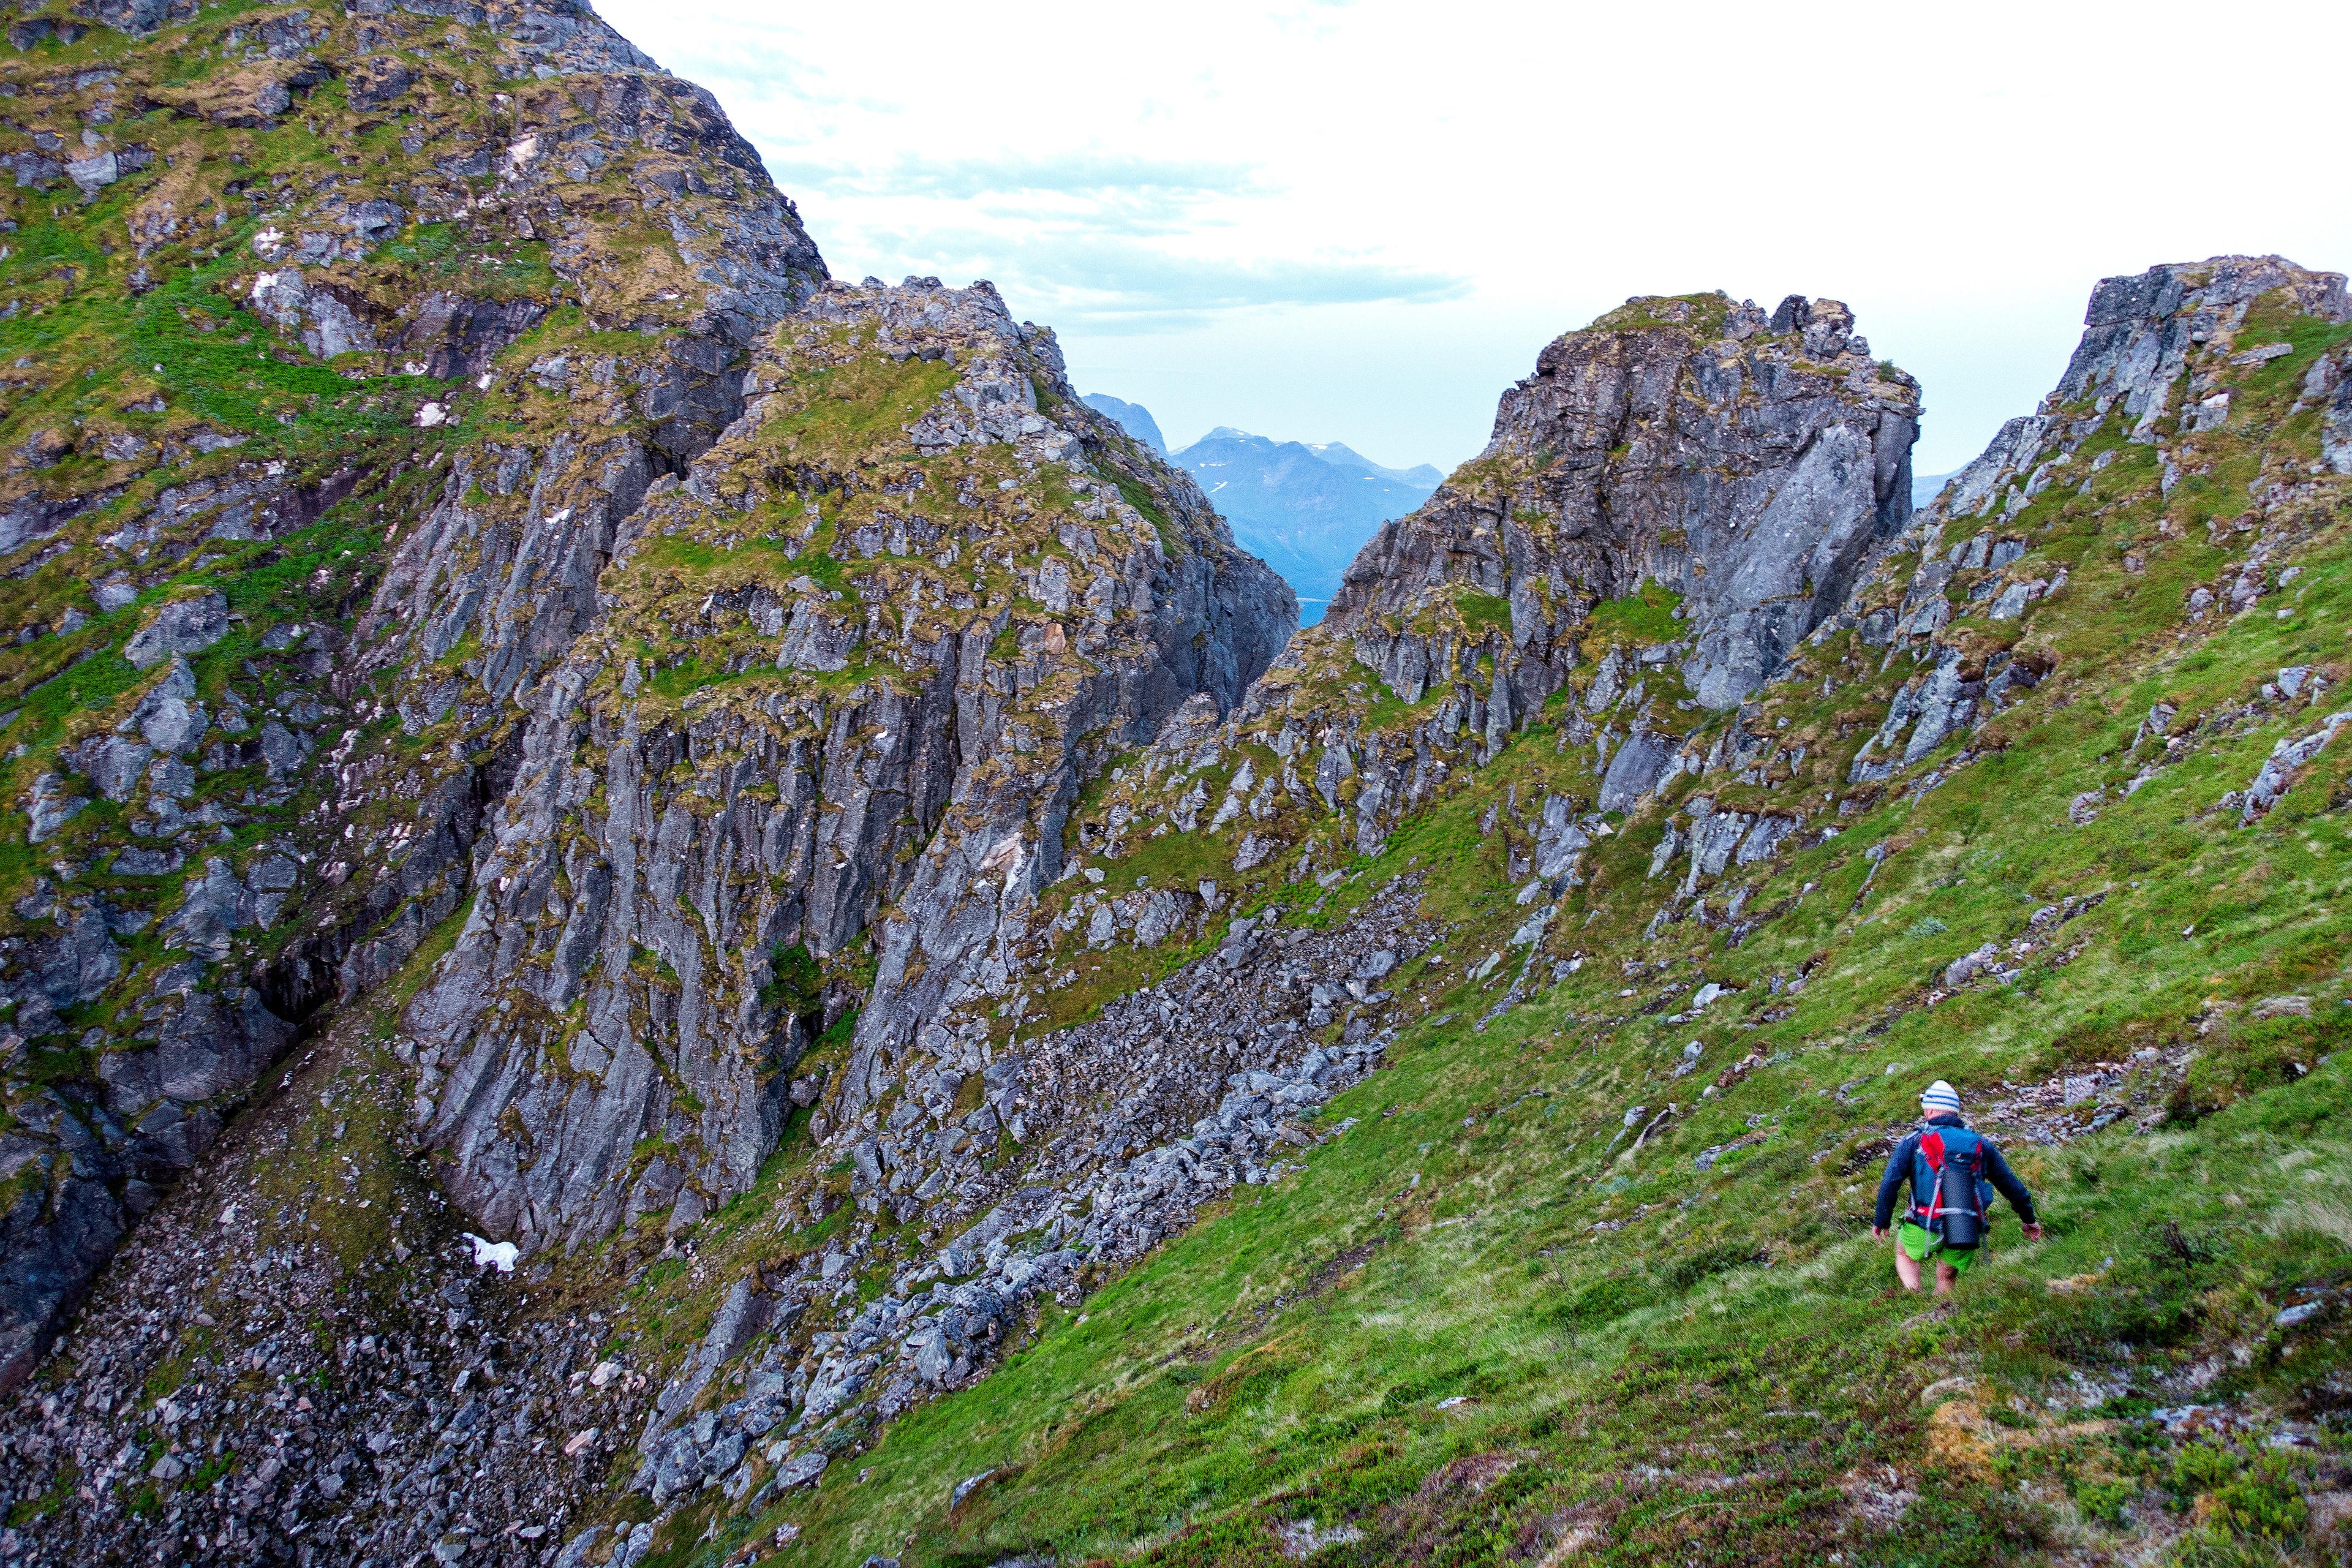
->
[[1920, 1079, 1962, 1115]]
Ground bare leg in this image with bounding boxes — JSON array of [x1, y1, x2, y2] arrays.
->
[[1934, 1259, 1958, 1295], [1893, 1232, 1923, 1291]]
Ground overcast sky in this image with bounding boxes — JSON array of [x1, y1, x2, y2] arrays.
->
[[600, 0, 2351, 478]]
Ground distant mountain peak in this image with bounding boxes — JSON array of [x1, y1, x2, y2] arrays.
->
[[1079, 406, 1443, 624], [1164, 427, 1440, 624], [1080, 393, 1166, 454], [1307, 440, 1446, 488]]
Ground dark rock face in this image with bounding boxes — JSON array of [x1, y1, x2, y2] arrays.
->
[[613, 879, 1433, 1490], [1042, 295, 1924, 902], [0, 1095, 126, 1393], [1902, 259, 2352, 557], [399, 279, 1293, 1256], [0, 0, 825, 1391], [1330, 293, 1920, 713], [1830, 255, 2351, 791], [0, 0, 1292, 1485]]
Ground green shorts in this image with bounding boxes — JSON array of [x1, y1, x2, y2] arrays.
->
[[1898, 1221, 1978, 1275]]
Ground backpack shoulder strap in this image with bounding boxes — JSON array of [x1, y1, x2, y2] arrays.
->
[[1908, 1128, 1940, 1219]]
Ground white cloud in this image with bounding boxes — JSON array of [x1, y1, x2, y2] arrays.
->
[[599, 0, 2352, 473], [777, 153, 1264, 208], [853, 225, 1467, 327]]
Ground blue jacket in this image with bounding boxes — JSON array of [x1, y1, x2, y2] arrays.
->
[[1873, 1113, 2037, 1229]]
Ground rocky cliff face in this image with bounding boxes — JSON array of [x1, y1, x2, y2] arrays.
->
[[1845, 255, 2351, 782], [990, 260, 2352, 1294], [401, 276, 1291, 1256], [733, 253, 2345, 1567], [1332, 292, 1918, 716], [0, 0, 829, 1390], [519, 295, 1931, 1491], [676, 296, 1926, 1341], [0, 0, 1293, 1390], [1052, 264, 2351, 972], [0, 0, 1295, 1549]]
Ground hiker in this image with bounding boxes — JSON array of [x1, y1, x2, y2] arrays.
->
[[1871, 1079, 2042, 1294]]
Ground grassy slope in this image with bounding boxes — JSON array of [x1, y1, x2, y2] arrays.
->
[[626, 296, 2352, 1568]]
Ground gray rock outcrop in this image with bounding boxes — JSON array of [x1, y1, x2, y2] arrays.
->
[[2054, 255, 2348, 445], [1330, 292, 1920, 714], [401, 278, 1292, 1256]]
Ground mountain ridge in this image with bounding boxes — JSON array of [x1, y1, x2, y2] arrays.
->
[[0, 4, 2345, 1561], [1075, 399, 1443, 622], [755, 255, 2352, 1565], [1303, 439, 1444, 489]]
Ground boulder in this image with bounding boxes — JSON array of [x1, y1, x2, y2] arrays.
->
[[124, 593, 228, 669]]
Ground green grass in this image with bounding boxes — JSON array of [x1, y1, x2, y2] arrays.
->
[[1031, 922, 1225, 1037], [7, 1458, 79, 1525], [1589, 292, 1735, 341], [1585, 580, 1686, 647], [762, 942, 825, 1017], [652, 304, 2352, 1568], [1454, 590, 1512, 639], [736, 1019, 2346, 1567], [1117, 475, 1186, 560], [0, 209, 454, 457], [642, 654, 775, 704], [377, 221, 559, 301], [756, 345, 959, 465]]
